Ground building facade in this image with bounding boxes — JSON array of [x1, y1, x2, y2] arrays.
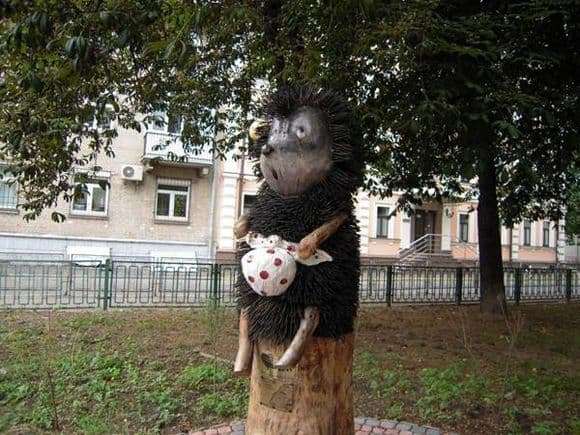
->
[[0, 125, 568, 264]]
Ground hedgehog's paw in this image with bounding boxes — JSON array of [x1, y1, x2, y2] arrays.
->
[[297, 234, 318, 260]]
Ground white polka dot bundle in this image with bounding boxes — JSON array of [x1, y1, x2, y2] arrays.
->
[[241, 233, 332, 297]]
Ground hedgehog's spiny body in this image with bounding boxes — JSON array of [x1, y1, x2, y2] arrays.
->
[[236, 87, 362, 345]]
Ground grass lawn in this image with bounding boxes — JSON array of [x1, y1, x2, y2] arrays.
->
[[1, 304, 579, 434]]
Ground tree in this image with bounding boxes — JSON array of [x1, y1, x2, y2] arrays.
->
[[367, 1, 579, 312], [1, 1, 578, 312]]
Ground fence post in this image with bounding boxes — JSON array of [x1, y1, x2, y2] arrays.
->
[[455, 267, 463, 305], [514, 268, 522, 305], [102, 259, 112, 311], [212, 263, 221, 305], [565, 268, 572, 303], [367, 266, 373, 299], [386, 265, 393, 307]]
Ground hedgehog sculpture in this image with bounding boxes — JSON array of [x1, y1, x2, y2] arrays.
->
[[234, 87, 363, 372]]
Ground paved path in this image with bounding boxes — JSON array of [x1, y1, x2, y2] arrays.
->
[[189, 418, 459, 435]]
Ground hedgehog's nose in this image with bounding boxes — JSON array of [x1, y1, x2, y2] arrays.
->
[[261, 144, 274, 156]]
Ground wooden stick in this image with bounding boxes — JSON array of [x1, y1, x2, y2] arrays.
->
[[274, 306, 320, 369], [298, 212, 348, 259], [234, 309, 253, 376]]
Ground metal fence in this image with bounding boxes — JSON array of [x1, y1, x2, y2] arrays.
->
[[0, 260, 578, 309]]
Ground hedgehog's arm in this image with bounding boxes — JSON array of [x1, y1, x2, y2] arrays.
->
[[297, 212, 348, 260], [234, 214, 250, 239], [274, 306, 320, 369]]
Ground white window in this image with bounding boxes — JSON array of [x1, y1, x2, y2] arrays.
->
[[376, 206, 390, 238], [71, 177, 109, 217], [0, 165, 18, 210], [523, 220, 532, 246], [155, 178, 190, 221]]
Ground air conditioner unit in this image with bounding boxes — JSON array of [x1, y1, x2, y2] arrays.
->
[[121, 164, 143, 181]]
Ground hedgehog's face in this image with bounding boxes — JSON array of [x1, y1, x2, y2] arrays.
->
[[257, 107, 332, 197]]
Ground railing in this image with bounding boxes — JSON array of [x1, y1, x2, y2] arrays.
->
[[0, 260, 577, 309], [143, 131, 213, 166], [398, 234, 479, 264]]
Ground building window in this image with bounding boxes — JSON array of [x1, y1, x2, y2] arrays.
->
[[155, 178, 190, 221], [151, 110, 166, 131], [523, 220, 531, 246], [241, 194, 256, 217], [96, 110, 112, 130], [376, 206, 390, 238], [71, 178, 109, 216], [151, 111, 182, 134], [459, 214, 469, 242], [167, 114, 182, 134], [0, 165, 18, 210], [542, 221, 550, 247]]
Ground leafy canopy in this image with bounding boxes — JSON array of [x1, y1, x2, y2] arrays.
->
[[0, 1, 578, 223]]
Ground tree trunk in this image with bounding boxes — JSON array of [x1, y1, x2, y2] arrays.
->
[[477, 139, 507, 314], [246, 334, 354, 435]]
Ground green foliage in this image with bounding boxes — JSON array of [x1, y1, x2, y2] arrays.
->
[[416, 364, 495, 423], [179, 363, 230, 388], [566, 175, 580, 237], [530, 421, 559, 435], [197, 390, 248, 418], [0, 0, 576, 227]]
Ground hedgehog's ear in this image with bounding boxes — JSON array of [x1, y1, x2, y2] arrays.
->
[[249, 118, 269, 142]]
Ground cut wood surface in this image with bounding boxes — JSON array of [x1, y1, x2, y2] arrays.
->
[[246, 333, 354, 435]]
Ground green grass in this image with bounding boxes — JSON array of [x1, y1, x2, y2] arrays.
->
[[1, 305, 578, 434], [0, 311, 247, 433], [352, 351, 580, 434]]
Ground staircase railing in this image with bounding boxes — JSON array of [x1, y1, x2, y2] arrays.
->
[[398, 234, 479, 264]]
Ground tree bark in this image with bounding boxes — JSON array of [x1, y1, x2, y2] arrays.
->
[[246, 334, 354, 435], [477, 138, 508, 314]]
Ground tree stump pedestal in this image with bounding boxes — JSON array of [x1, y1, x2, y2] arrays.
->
[[246, 333, 354, 435]]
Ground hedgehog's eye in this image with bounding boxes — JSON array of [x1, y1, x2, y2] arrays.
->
[[296, 126, 307, 140]]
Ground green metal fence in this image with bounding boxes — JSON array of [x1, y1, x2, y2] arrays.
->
[[0, 260, 578, 309]]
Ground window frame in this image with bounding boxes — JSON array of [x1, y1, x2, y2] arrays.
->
[[0, 164, 18, 211], [542, 221, 550, 248], [155, 178, 191, 222], [70, 178, 110, 217], [376, 206, 390, 238], [523, 220, 532, 246], [458, 213, 470, 243]]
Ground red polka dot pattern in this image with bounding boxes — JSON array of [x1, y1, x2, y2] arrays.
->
[[241, 245, 296, 297]]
